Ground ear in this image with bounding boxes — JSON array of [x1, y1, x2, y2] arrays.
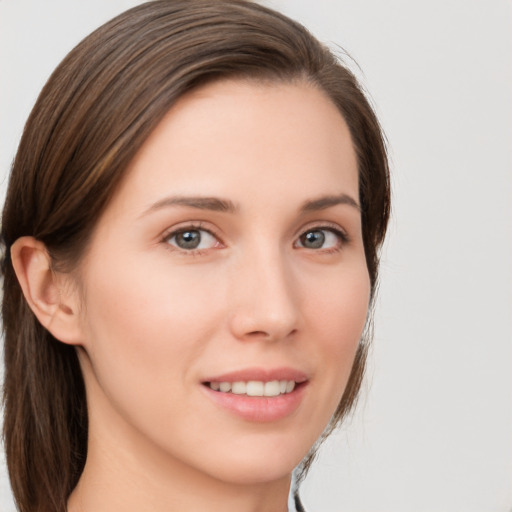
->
[[10, 236, 84, 345]]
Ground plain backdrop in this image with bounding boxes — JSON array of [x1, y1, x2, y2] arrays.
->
[[1, 1, 511, 511]]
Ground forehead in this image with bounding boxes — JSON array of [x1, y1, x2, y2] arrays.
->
[[106, 79, 359, 216]]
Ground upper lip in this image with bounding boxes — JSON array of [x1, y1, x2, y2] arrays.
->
[[203, 367, 308, 383]]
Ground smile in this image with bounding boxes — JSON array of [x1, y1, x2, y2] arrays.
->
[[207, 380, 296, 397], [201, 368, 308, 421]]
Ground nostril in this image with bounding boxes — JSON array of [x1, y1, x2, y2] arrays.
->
[[244, 328, 297, 341], [247, 330, 270, 337]]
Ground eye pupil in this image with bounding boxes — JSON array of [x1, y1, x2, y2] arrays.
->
[[301, 230, 325, 249], [176, 230, 201, 249]]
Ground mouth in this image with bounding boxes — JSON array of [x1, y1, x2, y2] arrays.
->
[[200, 369, 308, 422], [204, 379, 299, 397]]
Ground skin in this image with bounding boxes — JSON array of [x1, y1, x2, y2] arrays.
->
[[14, 79, 370, 512]]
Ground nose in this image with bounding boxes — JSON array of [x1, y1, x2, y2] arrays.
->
[[227, 247, 300, 342]]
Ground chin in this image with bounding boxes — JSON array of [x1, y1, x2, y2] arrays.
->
[[212, 460, 295, 487], [195, 435, 311, 486]]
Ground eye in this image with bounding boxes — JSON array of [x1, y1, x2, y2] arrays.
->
[[296, 228, 346, 250], [166, 227, 220, 251]]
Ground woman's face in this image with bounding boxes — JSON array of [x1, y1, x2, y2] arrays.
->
[[74, 79, 370, 485]]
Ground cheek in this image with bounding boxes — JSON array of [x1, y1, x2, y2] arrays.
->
[[304, 263, 370, 399], [79, 254, 218, 390], [77, 255, 227, 450], [307, 262, 370, 345], [83, 249, 220, 336]]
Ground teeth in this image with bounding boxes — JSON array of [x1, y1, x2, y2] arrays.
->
[[246, 381, 264, 396], [219, 382, 231, 393], [208, 379, 297, 396], [264, 380, 281, 397], [232, 382, 246, 394], [286, 380, 295, 393]]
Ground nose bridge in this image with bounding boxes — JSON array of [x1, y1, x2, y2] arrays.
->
[[228, 241, 299, 341]]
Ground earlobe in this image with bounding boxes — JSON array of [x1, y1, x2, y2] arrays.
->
[[10, 236, 84, 345]]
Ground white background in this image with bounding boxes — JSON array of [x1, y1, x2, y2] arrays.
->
[[1, 1, 511, 511]]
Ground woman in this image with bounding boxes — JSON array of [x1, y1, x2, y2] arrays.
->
[[1, 1, 390, 511]]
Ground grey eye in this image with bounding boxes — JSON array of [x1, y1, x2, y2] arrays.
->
[[297, 229, 341, 250], [168, 229, 218, 250], [299, 230, 325, 249]]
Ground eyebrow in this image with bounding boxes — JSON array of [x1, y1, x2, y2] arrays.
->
[[141, 196, 238, 217], [141, 192, 360, 217], [300, 193, 360, 212]]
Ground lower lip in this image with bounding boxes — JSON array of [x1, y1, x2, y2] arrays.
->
[[201, 383, 307, 422]]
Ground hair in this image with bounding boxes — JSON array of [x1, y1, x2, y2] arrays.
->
[[1, 1, 390, 511]]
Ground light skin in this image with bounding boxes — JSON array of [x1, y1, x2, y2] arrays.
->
[[12, 79, 370, 512]]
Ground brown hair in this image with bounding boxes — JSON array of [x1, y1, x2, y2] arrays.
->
[[1, 1, 390, 511]]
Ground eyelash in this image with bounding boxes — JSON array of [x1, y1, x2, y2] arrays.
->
[[161, 222, 349, 256]]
